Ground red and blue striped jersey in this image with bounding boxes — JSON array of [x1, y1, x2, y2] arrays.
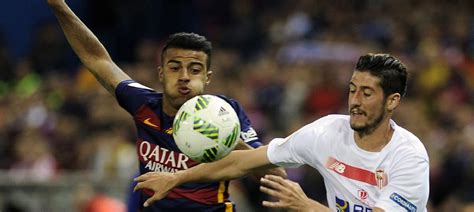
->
[[115, 80, 262, 211]]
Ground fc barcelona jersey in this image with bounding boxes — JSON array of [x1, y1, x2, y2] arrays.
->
[[115, 80, 262, 211]]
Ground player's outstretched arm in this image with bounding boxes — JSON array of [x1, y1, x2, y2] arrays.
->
[[235, 140, 288, 179], [47, 0, 131, 95], [134, 146, 278, 207], [259, 175, 331, 212]]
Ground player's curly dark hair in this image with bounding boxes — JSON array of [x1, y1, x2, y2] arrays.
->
[[355, 53, 408, 97], [161, 32, 212, 68]]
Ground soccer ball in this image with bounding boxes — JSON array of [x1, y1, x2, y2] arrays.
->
[[173, 95, 241, 163]]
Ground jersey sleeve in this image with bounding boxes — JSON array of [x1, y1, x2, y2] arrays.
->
[[266, 123, 319, 168], [217, 95, 262, 148], [115, 80, 157, 115], [374, 154, 429, 212]]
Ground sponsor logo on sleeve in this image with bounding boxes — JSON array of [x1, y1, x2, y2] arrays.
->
[[241, 127, 258, 142], [390, 193, 417, 212]]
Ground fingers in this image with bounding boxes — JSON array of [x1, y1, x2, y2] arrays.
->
[[260, 175, 304, 198], [259, 183, 277, 196], [260, 175, 288, 199], [260, 175, 310, 211], [133, 180, 158, 193], [133, 173, 156, 192], [144, 195, 159, 207], [260, 175, 287, 189], [143, 190, 171, 207], [263, 174, 302, 192], [263, 174, 285, 182], [133, 181, 164, 207], [133, 181, 146, 192], [268, 167, 288, 179], [262, 200, 285, 208], [260, 177, 282, 191], [132, 172, 172, 207], [134, 172, 153, 182], [278, 168, 288, 179]]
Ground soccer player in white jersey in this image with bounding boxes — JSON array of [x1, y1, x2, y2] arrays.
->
[[134, 53, 430, 212]]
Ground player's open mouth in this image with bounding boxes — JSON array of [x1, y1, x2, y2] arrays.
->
[[350, 109, 365, 117], [178, 86, 191, 95]]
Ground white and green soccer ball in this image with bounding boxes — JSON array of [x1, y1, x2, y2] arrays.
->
[[173, 95, 241, 163]]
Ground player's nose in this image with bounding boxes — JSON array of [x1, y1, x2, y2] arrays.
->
[[178, 69, 191, 81], [349, 91, 362, 106]]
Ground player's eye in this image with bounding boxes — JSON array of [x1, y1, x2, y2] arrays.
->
[[190, 66, 202, 74], [169, 66, 180, 71], [362, 88, 372, 97], [349, 86, 356, 93]]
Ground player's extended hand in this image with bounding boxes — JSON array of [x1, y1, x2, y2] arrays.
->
[[260, 174, 314, 211], [265, 167, 288, 179], [133, 172, 179, 207], [250, 166, 288, 182]]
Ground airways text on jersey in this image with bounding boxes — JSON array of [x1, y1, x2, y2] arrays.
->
[[326, 157, 388, 188], [138, 140, 198, 172]]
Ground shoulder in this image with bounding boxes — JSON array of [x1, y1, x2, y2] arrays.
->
[[216, 95, 241, 108], [286, 114, 351, 143], [307, 114, 350, 132], [390, 124, 429, 162], [215, 95, 249, 116], [116, 80, 163, 105], [118, 80, 156, 92]]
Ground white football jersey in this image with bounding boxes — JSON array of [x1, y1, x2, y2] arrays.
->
[[267, 115, 429, 212]]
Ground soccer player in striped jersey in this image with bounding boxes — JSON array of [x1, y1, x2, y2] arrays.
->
[[47, 0, 285, 211]]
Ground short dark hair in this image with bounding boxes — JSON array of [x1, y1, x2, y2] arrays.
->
[[161, 32, 212, 68], [355, 53, 408, 97]]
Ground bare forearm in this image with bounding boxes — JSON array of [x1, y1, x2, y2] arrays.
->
[[177, 147, 275, 185], [234, 139, 252, 150], [177, 151, 250, 183], [234, 140, 287, 179], [49, 1, 129, 93], [134, 146, 277, 207], [51, 2, 108, 62]]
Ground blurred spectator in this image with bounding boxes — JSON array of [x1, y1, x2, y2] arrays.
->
[[75, 183, 126, 212], [90, 127, 137, 181], [8, 129, 57, 182]]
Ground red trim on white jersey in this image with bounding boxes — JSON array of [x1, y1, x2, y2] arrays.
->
[[326, 157, 388, 188]]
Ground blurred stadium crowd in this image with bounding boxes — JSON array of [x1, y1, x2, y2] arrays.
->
[[1, 0, 474, 211]]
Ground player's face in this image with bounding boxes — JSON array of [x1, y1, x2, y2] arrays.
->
[[159, 48, 212, 113], [348, 71, 387, 133]]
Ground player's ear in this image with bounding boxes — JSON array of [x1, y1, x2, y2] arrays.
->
[[386, 93, 401, 111], [158, 66, 163, 82], [205, 70, 212, 85]]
